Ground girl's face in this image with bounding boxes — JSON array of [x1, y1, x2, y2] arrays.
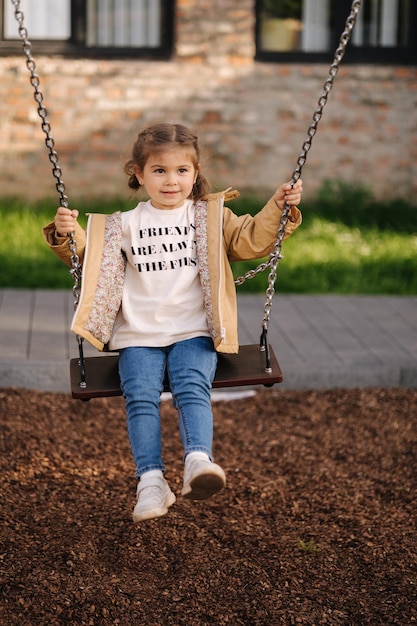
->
[[135, 147, 199, 210]]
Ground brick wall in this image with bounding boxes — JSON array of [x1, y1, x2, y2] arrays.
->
[[1, 0, 416, 202]]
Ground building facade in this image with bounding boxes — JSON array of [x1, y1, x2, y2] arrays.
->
[[1, 0, 416, 202]]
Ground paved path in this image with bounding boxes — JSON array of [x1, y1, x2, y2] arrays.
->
[[0, 289, 416, 393]]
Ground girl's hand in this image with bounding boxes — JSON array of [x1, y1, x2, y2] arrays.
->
[[273, 179, 303, 211], [54, 207, 79, 236]]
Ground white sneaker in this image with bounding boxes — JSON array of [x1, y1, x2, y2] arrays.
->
[[182, 454, 226, 500], [132, 475, 176, 523]]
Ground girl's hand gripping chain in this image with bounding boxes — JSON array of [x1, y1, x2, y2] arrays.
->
[[54, 207, 79, 236], [273, 179, 303, 211]]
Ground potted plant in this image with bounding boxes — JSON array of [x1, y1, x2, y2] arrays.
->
[[262, 0, 301, 19], [260, 0, 302, 51]]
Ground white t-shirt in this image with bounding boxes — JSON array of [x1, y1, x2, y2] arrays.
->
[[109, 199, 210, 350]]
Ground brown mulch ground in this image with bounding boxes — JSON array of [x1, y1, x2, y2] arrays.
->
[[1, 386, 416, 626]]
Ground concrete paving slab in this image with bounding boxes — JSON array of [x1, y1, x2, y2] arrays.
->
[[0, 289, 416, 393]]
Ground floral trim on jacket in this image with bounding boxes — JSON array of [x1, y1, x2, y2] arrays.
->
[[84, 212, 126, 345], [195, 199, 217, 339]]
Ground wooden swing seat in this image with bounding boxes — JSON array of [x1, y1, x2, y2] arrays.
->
[[70, 344, 283, 400]]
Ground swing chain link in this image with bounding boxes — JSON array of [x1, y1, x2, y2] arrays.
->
[[256, 0, 362, 331], [12, 0, 83, 309]]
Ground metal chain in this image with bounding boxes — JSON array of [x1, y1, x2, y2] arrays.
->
[[234, 0, 363, 330], [260, 0, 363, 329], [11, 0, 68, 206], [11, 0, 83, 309]]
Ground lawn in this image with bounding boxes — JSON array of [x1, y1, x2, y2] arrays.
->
[[1, 180, 416, 294]]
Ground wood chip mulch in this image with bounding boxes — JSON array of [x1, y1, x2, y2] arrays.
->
[[1, 386, 416, 625]]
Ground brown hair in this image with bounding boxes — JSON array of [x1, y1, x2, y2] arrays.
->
[[124, 123, 210, 200]]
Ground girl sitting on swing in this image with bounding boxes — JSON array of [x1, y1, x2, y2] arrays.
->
[[43, 122, 302, 523]]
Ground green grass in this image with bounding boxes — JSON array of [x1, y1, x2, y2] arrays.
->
[[1, 180, 416, 294]]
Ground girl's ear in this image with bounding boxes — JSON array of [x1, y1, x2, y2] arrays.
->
[[133, 165, 144, 186], [195, 163, 201, 183]]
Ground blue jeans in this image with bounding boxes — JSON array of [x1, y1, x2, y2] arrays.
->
[[118, 337, 217, 478]]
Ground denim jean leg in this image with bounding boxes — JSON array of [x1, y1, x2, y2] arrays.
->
[[167, 337, 217, 461], [118, 347, 167, 478]]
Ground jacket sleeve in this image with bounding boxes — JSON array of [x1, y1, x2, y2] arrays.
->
[[42, 221, 86, 268], [223, 196, 302, 262]]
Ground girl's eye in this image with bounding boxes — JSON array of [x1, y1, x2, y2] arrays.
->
[[155, 168, 165, 174], [178, 168, 189, 174]]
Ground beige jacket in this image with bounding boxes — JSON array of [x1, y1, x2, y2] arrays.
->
[[43, 189, 301, 353]]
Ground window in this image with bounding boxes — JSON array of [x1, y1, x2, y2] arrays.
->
[[4, 0, 71, 40], [0, 0, 174, 58], [256, 0, 417, 64]]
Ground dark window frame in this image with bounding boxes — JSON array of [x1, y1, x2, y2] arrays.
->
[[0, 0, 175, 60], [255, 0, 417, 65]]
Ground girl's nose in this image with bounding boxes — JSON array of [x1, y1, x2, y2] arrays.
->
[[166, 173, 177, 185]]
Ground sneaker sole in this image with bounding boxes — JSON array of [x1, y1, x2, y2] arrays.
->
[[181, 470, 226, 500], [132, 492, 176, 523]]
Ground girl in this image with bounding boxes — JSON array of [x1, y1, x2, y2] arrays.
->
[[43, 123, 302, 523]]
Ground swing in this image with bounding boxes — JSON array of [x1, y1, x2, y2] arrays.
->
[[12, 0, 362, 400]]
